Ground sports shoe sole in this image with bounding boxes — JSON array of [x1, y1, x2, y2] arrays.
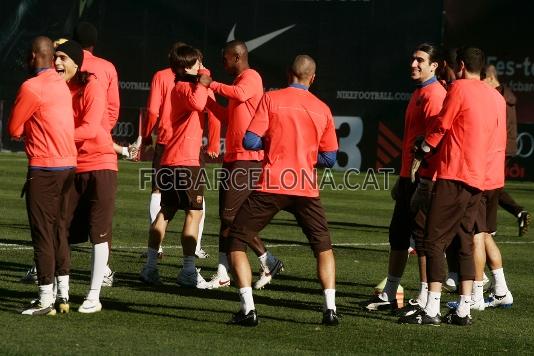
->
[[22, 306, 57, 316], [57, 303, 70, 314], [78, 302, 102, 314], [254, 261, 284, 289]]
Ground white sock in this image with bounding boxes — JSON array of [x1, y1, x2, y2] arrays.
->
[[86, 242, 109, 301], [183, 255, 196, 273], [145, 247, 159, 270], [239, 287, 255, 314], [196, 199, 206, 253], [52, 277, 57, 300], [258, 252, 269, 270], [492, 268, 509, 296], [424, 291, 441, 317], [39, 284, 54, 306], [473, 280, 484, 301], [149, 193, 161, 224], [57, 275, 69, 300], [217, 252, 230, 276], [382, 274, 401, 301], [456, 294, 472, 318], [416, 282, 428, 307], [324, 289, 336, 312]]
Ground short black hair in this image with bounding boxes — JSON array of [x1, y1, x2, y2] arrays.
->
[[169, 45, 202, 79], [456, 47, 485, 74], [415, 43, 443, 65]]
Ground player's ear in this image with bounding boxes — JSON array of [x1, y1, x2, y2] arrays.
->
[[309, 74, 316, 86]]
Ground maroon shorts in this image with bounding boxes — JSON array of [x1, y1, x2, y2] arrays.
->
[[25, 168, 75, 285], [68, 170, 117, 245], [474, 188, 501, 234], [425, 179, 482, 282], [219, 160, 262, 227], [151, 143, 165, 191], [158, 166, 205, 220], [228, 191, 332, 256]]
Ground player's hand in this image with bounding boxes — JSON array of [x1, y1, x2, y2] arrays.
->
[[199, 74, 212, 87], [206, 151, 219, 159], [410, 157, 422, 183], [411, 136, 430, 183], [410, 178, 433, 214]]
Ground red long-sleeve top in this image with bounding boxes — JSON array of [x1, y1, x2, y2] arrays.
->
[[161, 77, 220, 167], [81, 50, 120, 131], [425, 79, 501, 190], [144, 68, 174, 145], [248, 86, 338, 197], [484, 86, 507, 190], [70, 75, 117, 173], [208, 68, 264, 162], [400, 79, 446, 179], [8, 69, 77, 167]]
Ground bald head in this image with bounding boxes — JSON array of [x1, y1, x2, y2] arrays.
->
[[28, 36, 54, 71], [32, 36, 54, 60], [225, 40, 248, 58], [222, 40, 249, 76], [290, 55, 316, 84]]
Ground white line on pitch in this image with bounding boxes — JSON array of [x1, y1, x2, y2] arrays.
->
[[1, 240, 533, 251]]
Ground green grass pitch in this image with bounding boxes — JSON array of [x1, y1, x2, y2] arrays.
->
[[0, 152, 533, 355]]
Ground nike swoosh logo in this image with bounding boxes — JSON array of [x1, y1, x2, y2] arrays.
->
[[219, 280, 230, 285], [99, 233, 108, 238], [227, 23, 296, 52]]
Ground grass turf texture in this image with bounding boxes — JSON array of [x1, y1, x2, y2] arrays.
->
[[1, 152, 533, 355]]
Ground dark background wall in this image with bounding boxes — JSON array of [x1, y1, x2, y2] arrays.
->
[[0, 0, 532, 178]]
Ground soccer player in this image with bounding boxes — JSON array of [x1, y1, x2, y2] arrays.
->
[[74, 22, 120, 286], [205, 40, 283, 290], [139, 45, 219, 288], [140, 42, 213, 260], [364, 44, 446, 315], [52, 36, 134, 160], [402, 47, 501, 326], [484, 65, 530, 237], [448, 71, 511, 311], [54, 40, 117, 313], [226, 55, 339, 326], [8, 36, 77, 315]]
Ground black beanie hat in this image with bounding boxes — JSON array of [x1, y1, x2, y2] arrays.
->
[[74, 22, 98, 48], [56, 40, 84, 68]]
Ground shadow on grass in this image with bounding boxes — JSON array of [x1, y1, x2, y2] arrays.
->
[[260, 237, 388, 253], [0, 223, 31, 232], [269, 218, 388, 233], [0, 237, 32, 246], [0, 288, 39, 313]]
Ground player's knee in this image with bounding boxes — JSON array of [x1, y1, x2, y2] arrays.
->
[[310, 238, 332, 257], [227, 236, 248, 253]]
